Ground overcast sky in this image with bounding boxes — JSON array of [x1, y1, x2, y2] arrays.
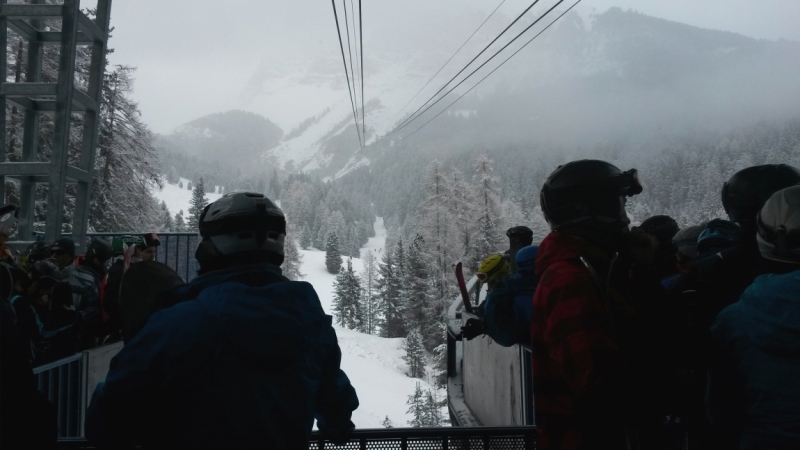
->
[[88, 0, 800, 134]]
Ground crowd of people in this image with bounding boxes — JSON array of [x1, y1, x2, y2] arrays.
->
[[2, 161, 798, 450], [464, 161, 800, 449], [0, 227, 163, 366]]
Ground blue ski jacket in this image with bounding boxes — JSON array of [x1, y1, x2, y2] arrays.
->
[[707, 269, 800, 449], [483, 273, 538, 347], [86, 264, 358, 449]]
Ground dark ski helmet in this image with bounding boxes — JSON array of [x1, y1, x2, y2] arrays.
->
[[757, 185, 800, 264], [86, 238, 113, 266], [697, 219, 741, 256], [196, 192, 286, 269], [640, 215, 679, 245], [540, 160, 642, 231], [515, 245, 539, 276], [722, 164, 800, 230]]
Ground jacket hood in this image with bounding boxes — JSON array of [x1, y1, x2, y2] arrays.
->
[[163, 263, 327, 364], [535, 231, 613, 278], [739, 269, 800, 355]]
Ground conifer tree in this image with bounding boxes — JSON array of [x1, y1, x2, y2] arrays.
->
[[381, 416, 394, 428], [406, 382, 425, 427], [167, 167, 180, 184], [403, 328, 427, 378], [325, 232, 343, 274], [300, 224, 312, 249], [187, 177, 208, 231], [179, 181, 183, 189], [377, 246, 406, 338], [187, 181, 193, 190], [332, 258, 363, 329], [423, 389, 445, 427], [174, 212, 187, 232], [282, 230, 304, 281], [360, 251, 380, 335], [161, 208, 174, 232]]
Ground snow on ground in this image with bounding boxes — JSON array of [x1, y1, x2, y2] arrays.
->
[[153, 177, 223, 216], [299, 218, 446, 429]]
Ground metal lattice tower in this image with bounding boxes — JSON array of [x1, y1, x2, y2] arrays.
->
[[0, 0, 111, 252]]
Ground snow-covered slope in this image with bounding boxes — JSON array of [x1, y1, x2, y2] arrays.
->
[[153, 178, 223, 217], [299, 218, 447, 428]]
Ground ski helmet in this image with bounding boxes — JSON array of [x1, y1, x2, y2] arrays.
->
[[112, 235, 146, 256], [640, 215, 679, 245], [0, 204, 18, 238], [515, 245, 539, 276], [196, 192, 286, 268], [477, 254, 510, 285], [30, 259, 61, 283], [721, 164, 800, 230], [756, 185, 800, 264], [540, 160, 642, 231], [697, 219, 741, 256]]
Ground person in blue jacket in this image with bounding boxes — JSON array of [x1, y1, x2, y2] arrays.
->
[[465, 245, 539, 346], [707, 185, 800, 449], [86, 192, 359, 449]]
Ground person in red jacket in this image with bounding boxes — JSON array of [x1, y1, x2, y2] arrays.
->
[[533, 159, 668, 450]]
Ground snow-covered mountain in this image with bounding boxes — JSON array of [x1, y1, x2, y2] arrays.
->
[[236, 8, 800, 179]]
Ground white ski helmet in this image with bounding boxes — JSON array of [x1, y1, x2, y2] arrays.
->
[[756, 185, 800, 264]]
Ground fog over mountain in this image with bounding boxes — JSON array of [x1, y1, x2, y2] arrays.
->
[[215, 8, 799, 179]]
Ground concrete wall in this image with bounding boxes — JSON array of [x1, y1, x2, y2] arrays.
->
[[462, 335, 526, 426]]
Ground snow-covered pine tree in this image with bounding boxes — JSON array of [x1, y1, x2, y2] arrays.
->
[[325, 232, 343, 274], [471, 156, 503, 267], [423, 389, 446, 427], [402, 328, 427, 378], [404, 235, 433, 340], [360, 251, 380, 335], [378, 242, 407, 338], [282, 230, 304, 281], [381, 416, 394, 428], [332, 258, 363, 330], [174, 213, 187, 232], [187, 181, 193, 191], [90, 65, 163, 232], [161, 208, 174, 232], [406, 382, 425, 427], [418, 160, 455, 303], [300, 224, 312, 249], [268, 168, 281, 199], [179, 181, 183, 189], [187, 177, 209, 231]]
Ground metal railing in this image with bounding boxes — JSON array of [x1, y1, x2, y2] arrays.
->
[[32, 231, 201, 282], [53, 426, 537, 449], [33, 342, 125, 439], [446, 276, 535, 427]]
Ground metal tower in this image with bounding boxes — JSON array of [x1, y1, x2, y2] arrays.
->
[[0, 0, 111, 252]]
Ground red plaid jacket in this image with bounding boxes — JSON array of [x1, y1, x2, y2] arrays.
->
[[532, 231, 643, 449]]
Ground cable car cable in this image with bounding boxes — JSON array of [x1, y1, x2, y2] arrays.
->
[[391, 0, 507, 121], [389, 0, 541, 135], [359, 0, 365, 143], [331, 0, 363, 148], [401, 0, 582, 141], [343, 0, 363, 146], [390, 0, 565, 137]]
